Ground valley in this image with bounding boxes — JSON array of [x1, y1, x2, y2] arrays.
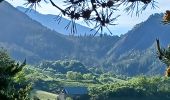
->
[[0, 1, 170, 100]]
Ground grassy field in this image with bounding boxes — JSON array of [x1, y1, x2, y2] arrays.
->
[[31, 89, 59, 100]]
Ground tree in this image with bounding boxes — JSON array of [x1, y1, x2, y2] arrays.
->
[[83, 73, 94, 80], [66, 71, 83, 80], [0, 48, 31, 99], [89, 76, 170, 100], [66, 71, 75, 80]]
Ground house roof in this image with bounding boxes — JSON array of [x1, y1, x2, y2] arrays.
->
[[63, 87, 88, 95]]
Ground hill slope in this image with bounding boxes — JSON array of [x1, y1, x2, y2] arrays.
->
[[17, 6, 97, 36], [0, 1, 75, 63], [107, 14, 170, 57], [105, 14, 170, 76], [1, 1, 170, 76], [0, 1, 119, 65]]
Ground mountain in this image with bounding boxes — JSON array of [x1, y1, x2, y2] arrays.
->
[[1, 1, 170, 76], [105, 13, 170, 76], [0, 1, 75, 63], [107, 14, 170, 57], [0, 1, 119, 65], [16, 6, 97, 36]]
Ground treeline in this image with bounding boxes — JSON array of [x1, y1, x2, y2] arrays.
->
[[29, 60, 127, 84], [38, 60, 90, 74], [89, 76, 170, 100]]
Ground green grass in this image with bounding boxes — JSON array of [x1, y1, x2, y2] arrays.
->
[[31, 89, 59, 100]]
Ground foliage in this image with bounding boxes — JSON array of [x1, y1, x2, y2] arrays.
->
[[66, 97, 73, 100], [0, 48, 31, 100], [89, 76, 170, 100], [66, 71, 83, 80], [38, 60, 90, 74], [83, 73, 94, 80]]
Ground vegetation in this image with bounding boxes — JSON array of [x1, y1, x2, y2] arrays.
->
[[89, 76, 170, 100], [0, 56, 168, 100], [0, 0, 170, 100], [0, 2, 168, 77], [0, 48, 32, 100], [31, 90, 58, 100], [0, 4, 167, 77], [38, 60, 90, 74], [0, 38, 168, 100], [15, 63, 170, 100]]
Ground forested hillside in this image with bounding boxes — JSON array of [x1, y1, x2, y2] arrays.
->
[[0, 1, 120, 65], [0, 1, 75, 63], [105, 14, 170, 76], [0, 1, 170, 76]]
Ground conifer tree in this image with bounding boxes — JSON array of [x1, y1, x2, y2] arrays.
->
[[0, 48, 31, 100]]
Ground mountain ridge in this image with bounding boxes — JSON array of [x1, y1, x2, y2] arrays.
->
[[107, 13, 170, 58], [1, 1, 170, 76], [0, 1, 75, 63], [17, 6, 97, 36]]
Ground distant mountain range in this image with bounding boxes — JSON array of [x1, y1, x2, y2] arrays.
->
[[0, 1, 119, 65], [0, 1, 74, 62], [17, 6, 97, 36], [1, 1, 170, 76]]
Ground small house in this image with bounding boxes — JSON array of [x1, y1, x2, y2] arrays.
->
[[58, 87, 89, 100]]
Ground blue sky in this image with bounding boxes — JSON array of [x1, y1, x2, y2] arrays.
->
[[6, 0, 170, 36]]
